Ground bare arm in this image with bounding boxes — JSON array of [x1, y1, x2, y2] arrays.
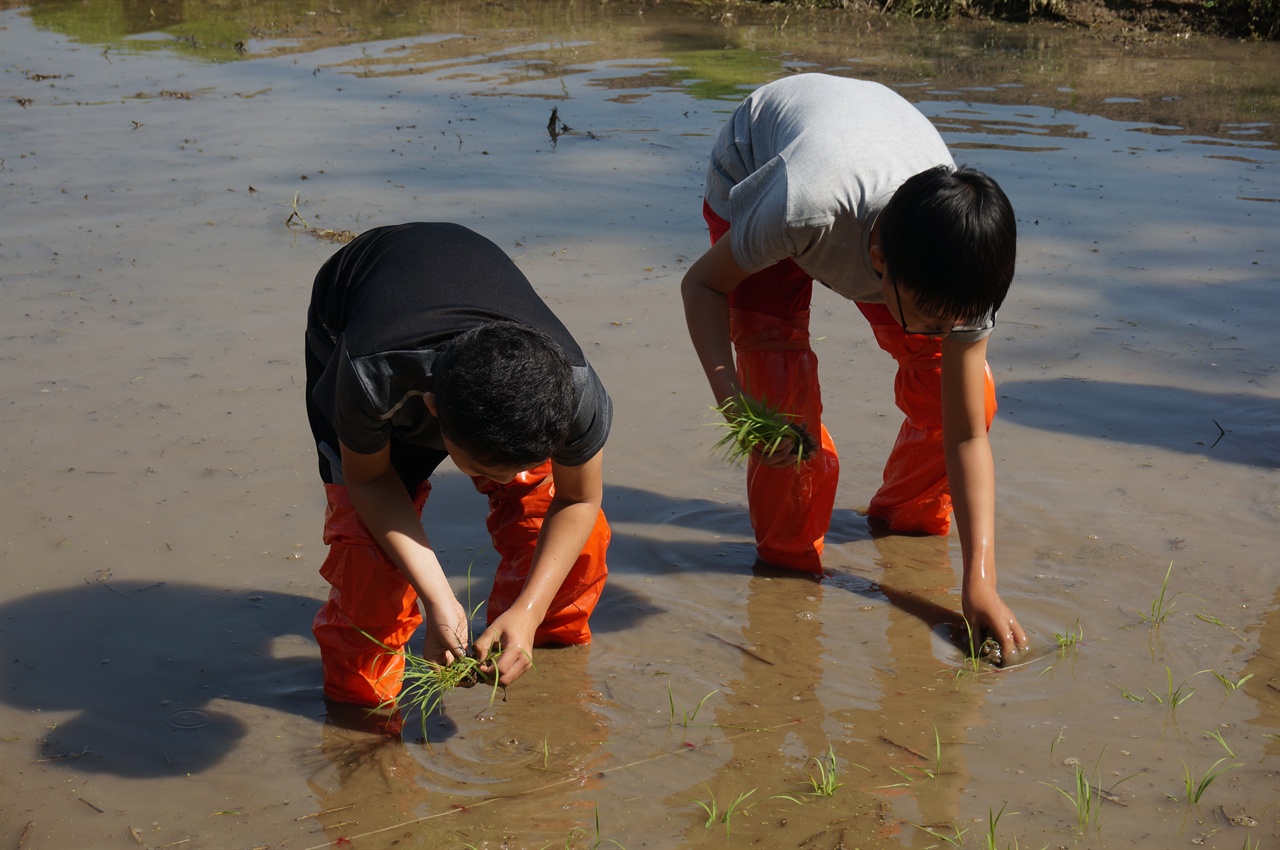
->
[[681, 234, 750, 405], [472, 451, 606, 686], [339, 441, 469, 664], [940, 338, 1028, 662], [681, 233, 798, 467]]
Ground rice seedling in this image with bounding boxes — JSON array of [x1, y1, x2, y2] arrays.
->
[[1202, 668, 1254, 694], [1141, 666, 1194, 713], [803, 745, 844, 797], [1203, 728, 1235, 758], [1053, 619, 1083, 649], [711, 393, 815, 467], [667, 685, 718, 729], [1138, 561, 1182, 625], [1181, 757, 1243, 805], [884, 727, 944, 787], [375, 642, 508, 734], [1117, 687, 1145, 703], [692, 786, 757, 837], [555, 804, 625, 850], [983, 802, 1018, 850], [1041, 746, 1139, 832], [1196, 611, 1246, 641]]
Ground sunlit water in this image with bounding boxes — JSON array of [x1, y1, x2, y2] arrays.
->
[[1, 3, 1277, 848]]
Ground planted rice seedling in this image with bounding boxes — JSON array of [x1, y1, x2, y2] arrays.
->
[[883, 727, 945, 787], [668, 685, 718, 729], [1042, 746, 1140, 832], [803, 745, 844, 797], [556, 804, 625, 850], [1054, 619, 1083, 649], [1139, 561, 1183, 625], [711, 393, 815, 467], [1203, 668, 1254, 694], [692, 786, 757, 837], [983, 802, 1018, 850], [1181, 757, 1242, 805]]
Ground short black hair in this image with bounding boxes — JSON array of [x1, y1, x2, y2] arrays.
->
[[432, 321, 575, 469], [878, 165, 1017, 324]]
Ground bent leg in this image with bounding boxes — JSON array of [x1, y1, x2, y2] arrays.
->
[[704, 202, 839, 574], [311, 482, 429, 706], [858, 303, 997, 535], [733, 313, 840, 574], [473, 462, 610, 645]]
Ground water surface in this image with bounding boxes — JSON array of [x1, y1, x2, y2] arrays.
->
[[1, 2, 1277, 848]]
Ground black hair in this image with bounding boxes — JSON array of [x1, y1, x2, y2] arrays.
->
[[878, 165, 1017, 324], [432, 321, 575, 469]]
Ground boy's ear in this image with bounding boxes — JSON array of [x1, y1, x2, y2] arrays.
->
[[868, 241, 887, 276], [423, 391, 438, 417]]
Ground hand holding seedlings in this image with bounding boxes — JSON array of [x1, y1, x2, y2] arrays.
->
[[712, 393, 817, 468]]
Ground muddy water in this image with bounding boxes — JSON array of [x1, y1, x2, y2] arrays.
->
[[1, 2, 1277, 848]]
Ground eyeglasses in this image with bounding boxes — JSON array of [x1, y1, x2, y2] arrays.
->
[[891, 279, 995, 338]]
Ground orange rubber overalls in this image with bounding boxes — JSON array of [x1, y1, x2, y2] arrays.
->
[[704, 202, 997, 573], [311, 461, 609, 707]]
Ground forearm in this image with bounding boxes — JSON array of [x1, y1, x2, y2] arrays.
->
[[945, 433, 998, 596], [345, 470, 454, 605], [507, 494, 601, 623], [681, 276, 739, 404]]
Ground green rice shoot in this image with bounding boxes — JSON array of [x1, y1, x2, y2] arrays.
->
[[711, 393, 815, 467], [361, 630, 505, 734]]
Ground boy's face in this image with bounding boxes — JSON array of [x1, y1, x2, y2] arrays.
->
[[880, 274, 956, 337], [423, 392, 540, 483], [440, 433, 537, 484]]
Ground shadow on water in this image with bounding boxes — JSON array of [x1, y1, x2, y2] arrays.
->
[[1000, 378, 1280, 468], [0, 581, 317, 777], [0, 575, 663, 778]]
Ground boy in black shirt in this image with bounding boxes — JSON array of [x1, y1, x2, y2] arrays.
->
[[305, 223, 612, 707]]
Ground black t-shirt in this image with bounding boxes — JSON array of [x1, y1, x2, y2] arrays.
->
[[307, 223, 611, 466]]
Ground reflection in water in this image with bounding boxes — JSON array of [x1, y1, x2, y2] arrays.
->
[[304, 645, 611, 846]]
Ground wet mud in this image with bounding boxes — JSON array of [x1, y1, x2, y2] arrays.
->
[[1, 2, 1277, 848]]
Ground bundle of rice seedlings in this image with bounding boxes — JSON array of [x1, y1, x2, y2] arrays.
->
[[363, 633, 504, 730], [712, 393, 816, 466]]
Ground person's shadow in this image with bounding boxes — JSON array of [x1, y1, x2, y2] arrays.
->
[[0, 579, 322, 777]]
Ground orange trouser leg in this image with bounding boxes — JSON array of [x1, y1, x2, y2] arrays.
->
[[732, 310, 840, 574], [703, 201, 839, 574], [311, 482, 430, 707], [858, 303, 997, 535], [472, 461, 610, 645]]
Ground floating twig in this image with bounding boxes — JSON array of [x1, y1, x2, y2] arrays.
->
[[34, 746, 90, 763], [295, 804, 356, 822]]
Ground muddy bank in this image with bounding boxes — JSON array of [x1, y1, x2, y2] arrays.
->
[[743, 0, 1280, 41]]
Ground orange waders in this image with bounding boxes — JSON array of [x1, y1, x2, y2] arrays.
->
[[856, 302, 998, 536], [311, 462, 609, 707], [704, 203, 839, 575]]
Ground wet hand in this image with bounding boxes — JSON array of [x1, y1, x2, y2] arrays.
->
[[420, 595, 471, 666], [752, 434, 802, 468], [962, 586, 1029, 667], [472, 611, 538, 687]]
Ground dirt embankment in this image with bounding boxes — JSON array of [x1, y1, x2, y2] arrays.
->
[[754, 0, 1280, 41]]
